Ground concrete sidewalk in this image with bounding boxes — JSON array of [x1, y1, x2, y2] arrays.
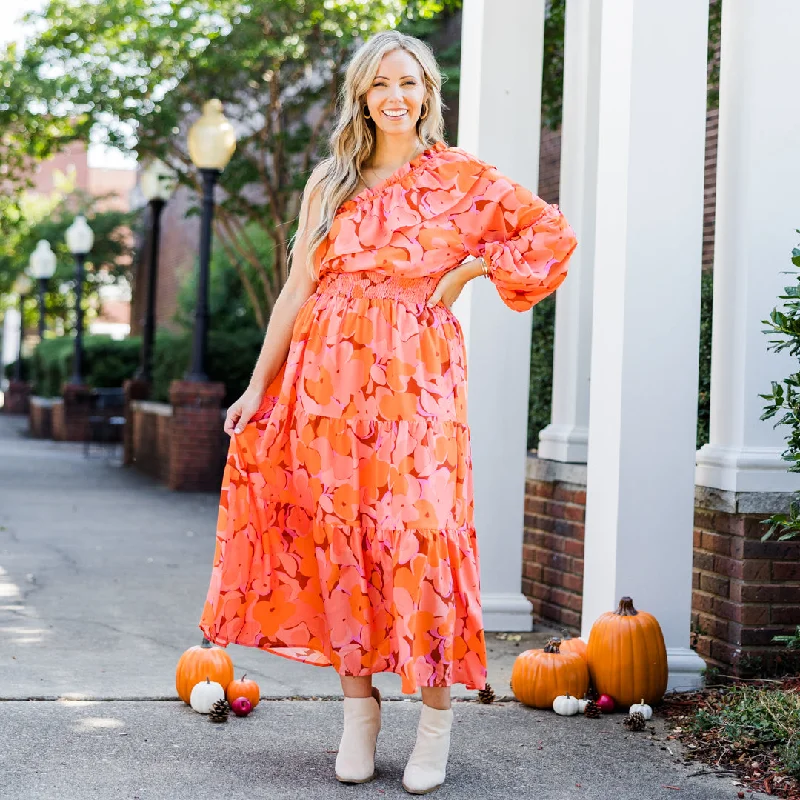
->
[[0, 413, 760, 799]]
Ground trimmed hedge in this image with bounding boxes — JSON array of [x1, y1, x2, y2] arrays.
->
[[23, 329, 263, 406]]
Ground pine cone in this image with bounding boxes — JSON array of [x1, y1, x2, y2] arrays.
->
[[623, 711, 646, 731], [209, 698, 230, 723], [583, 699, 601, 719], [477, 684, 495, 704]]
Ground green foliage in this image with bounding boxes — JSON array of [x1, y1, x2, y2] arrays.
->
[[688, 685, 800, 779], [1, 0, 459, 321], [772, 626, 800, 650], [29, 336, 140, 397], [760, 234, 800, 541], [0, 190, 134, 335], [697, 270, 714, 448], [527, 295, 555, 451], [541, 0, 566, 131]]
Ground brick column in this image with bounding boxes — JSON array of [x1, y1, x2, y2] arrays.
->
[[123, 379, 151, 466], [29, 397, 55, 439], [692, 489, 800, 677], [53, 384, 94, 442], [168, 380, 225, 492], [3, 380, 32, 415]]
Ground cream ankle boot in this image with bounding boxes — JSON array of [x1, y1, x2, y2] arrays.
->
[[335, 688, 382, 784], [402, 704, 454, 795]]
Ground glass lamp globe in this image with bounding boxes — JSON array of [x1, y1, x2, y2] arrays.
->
[[28, 240, 57, 280], [141, 159, 178, 202], [65, 215, 94, 255], [187, 99, 237, 171]]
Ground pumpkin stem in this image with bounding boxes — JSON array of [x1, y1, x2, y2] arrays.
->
[[616, 596, 639, 616], [201, 637, 213, 648], [544, 637, 562, 654]]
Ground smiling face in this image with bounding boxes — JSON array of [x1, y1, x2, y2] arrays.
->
[[364, 48, 427, 138]]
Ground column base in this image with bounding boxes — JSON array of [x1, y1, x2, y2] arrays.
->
[[666, 646, 708, 694], [3, 380, 32, 415], [481, 592, 534, 632], [696, 443, 800, 493], [537, 423, 589, 463]]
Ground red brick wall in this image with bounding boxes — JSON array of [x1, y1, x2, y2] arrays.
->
[[523, 478, 586, 633], [522, 462, 800, 677], [693, 508, 800, 676], [29, 398, 54, 439], [129, 402, 172, 483]]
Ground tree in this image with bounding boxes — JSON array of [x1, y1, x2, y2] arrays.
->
[[1, 0, 462, 326]]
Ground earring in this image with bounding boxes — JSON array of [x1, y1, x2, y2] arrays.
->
[[363, 105, 372, 119], [419, 103, 429, 120]]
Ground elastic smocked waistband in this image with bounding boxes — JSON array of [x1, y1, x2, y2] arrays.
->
[[316, 270, 438, 305]]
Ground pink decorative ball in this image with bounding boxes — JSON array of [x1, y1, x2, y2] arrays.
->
[[231, 697, 253, 717], [596, 694, 616, 713]]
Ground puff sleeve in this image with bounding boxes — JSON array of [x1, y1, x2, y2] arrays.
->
[[453, 163, 577, 312]]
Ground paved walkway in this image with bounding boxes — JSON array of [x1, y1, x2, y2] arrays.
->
[[0, 413, 761, 799]]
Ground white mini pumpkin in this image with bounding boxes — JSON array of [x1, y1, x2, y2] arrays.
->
[[190, 677, 225, 714], [552, 694, 580, 716], [629, 698, 653, 720], [577, 697, 590, 712]]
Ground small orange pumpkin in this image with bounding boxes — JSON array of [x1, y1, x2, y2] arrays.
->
[[226, 673, 260, 708], [511, 638, 589, 708], [587, 596, 668, 706], [176, 637, 234, 704], [558, 630, 588, 663]]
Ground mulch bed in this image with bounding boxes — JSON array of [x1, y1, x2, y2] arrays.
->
[[660, 677, 800, 799]]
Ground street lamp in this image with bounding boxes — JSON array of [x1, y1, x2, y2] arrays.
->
[[28, 240, 57, 340], [65, 215, 94, 386], [12, 273, 33, 382], [185, 99, 236, 381], [137, 159, 177, 382]]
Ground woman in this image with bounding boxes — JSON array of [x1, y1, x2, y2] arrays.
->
[[199, 29, 576, 795]]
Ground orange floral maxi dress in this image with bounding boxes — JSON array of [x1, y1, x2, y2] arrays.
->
[[199, 141, 577, 694]]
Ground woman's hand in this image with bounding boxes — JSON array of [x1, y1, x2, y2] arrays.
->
[[426, 258, 485, 310], [224, 385, 265, 437]]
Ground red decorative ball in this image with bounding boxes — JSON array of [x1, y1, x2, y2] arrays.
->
[[231, 696, 253, 717], [596, 694, 616, 713]]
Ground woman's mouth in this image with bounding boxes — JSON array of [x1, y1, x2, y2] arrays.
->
[[382, 109, 408, 119]]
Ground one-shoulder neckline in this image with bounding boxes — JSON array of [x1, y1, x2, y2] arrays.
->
[[337, 140, 449, 214]]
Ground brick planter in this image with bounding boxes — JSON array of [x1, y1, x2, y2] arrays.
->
[[523, 453, 800, 677], [3, 380, 32, 415], [29, 397, 56, 439], [167, 380, 226, 492], [123, 378, 152, 466], [692, 487, 800, 677], [52, 384, 94, 442], [129, 400, 172, 483]]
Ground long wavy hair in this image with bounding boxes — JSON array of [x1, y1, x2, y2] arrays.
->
[[292, 30, 447, 280]]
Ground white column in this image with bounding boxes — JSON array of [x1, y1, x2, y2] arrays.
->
[[537, 0, 602, 464], [696, 1, 800, 495], [581, 1, 708, 691], [455, 0, 547, 630]]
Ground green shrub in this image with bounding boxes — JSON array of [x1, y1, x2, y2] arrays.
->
[[761, 235, 800, 541], [3, 357, 31, 382]]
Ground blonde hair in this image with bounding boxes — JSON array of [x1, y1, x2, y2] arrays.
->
[[292, 30, 446, 279]]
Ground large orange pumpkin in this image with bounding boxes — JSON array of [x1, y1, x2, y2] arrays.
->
[[558, 630, 588, 663], [511, 638, 589, 708], [587, 596, 668, 706], [176, 637, 234, 704], [226, 674, 260, 708]]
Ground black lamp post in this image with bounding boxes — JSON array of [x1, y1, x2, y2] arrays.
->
[[12, 273, 32, 381], [137, 159, 177, 382], [185, 99, 236, 382], [65, 215, 94, 386]]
